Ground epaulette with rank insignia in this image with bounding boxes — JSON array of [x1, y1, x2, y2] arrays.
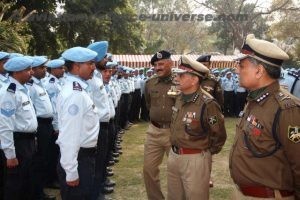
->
[[26, 79, 34, 86], [73, 81, 82, 91], [288, 72, 299, 80], [256, 92, 269, 103], [199, 89, 214, 103], [275, 90, 298, 110], [7, 83, 16, 93], [49, 77, 55, 83]]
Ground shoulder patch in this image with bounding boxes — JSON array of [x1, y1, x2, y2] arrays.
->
[[288, 126, 300, 143], [1, 101, 15, 117], [73, 82, 82, 91], [7, 83, 16, 93], [49, 77, 55, 83], [26, 79, 33, 86], [275, 90, 298, 109]]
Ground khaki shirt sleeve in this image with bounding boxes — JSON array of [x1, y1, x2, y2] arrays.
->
[[205, 100, 227, 154], [278, 106, 300, 198]]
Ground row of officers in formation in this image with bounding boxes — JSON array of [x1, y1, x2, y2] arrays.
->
[[0, 33, 299, 200]]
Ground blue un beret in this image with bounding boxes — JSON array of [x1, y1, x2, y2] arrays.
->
[[8, 53, 23, 59], [87, 41, 108, 62], [150, 50, 171, 65], [62, 47, 97, 62], [32, 56, 48, 68], [0, 52, 9, 60], [45, 59, 65, 68], [4, 57, 33, 72]]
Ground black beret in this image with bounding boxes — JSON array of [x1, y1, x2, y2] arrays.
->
[[196, 54, 211, 63], [150, 50, 171, 65]]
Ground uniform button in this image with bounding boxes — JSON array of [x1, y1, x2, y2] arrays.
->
[[162, 106, 165, 109]]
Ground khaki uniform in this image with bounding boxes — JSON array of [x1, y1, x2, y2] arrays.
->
[[201, 75, 224, 108], [230, 81, 300, 199], [143, 74, 175, 200], [168, 87, 227, 200]]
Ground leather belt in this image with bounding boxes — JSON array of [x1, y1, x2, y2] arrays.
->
[[172, 145, 202, 155], [239, 185, 294, 198], [151, 120, 170, 129]]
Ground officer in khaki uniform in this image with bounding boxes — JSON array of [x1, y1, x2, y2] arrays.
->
[[196, 54, 224, 109], [168, 55, 227, 200], [230, 34, 300, 200], [143, 50, 175, 200]]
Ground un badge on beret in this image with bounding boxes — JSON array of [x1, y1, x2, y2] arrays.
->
[[288, 126, 300, 143]]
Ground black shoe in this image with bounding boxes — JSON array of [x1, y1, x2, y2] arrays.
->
[[112, 157, 119, 163], [117, 150, 123, 154], [108, 160, 115, 166], [112, 152, 119, 157], [102, 186, 114, 194], [107, 171, 114, 177], [105, 179, 116, 187], [106, 167, 112, 172], [43, 193, 56, 200], [116, 145, 122, 150]]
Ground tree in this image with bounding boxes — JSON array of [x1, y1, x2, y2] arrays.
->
[[0, 2, 32, 53], [132, 0, 214, 54], [267, 0, 300, 63], [57, 0, 145, 54], [194, 0, 293, 51]]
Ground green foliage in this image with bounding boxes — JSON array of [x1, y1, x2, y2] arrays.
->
[[57, 0, 145, 54]]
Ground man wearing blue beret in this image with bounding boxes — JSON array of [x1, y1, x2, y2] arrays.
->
[[87, 41, 116, 198], [0, 56, 38, 200], [56, 47, 100, 200], [25, 56, 56, 200], [43, 59, 66, 190]]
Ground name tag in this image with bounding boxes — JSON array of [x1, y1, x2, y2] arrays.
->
[[22, 101, 30, 106], [39, 92, 46, 96]]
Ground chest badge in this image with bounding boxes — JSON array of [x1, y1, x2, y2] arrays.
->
[[288, 126, 300, 143], [183, 112, 196, 124], [208, 116, 217, 125]]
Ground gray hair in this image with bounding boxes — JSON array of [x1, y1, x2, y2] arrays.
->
[[247, 57, 281, 79]]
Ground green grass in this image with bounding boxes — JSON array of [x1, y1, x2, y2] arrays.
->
[[110, 117, 237, 200]]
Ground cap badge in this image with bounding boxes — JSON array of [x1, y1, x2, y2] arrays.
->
[[156, 52, 162, 59]]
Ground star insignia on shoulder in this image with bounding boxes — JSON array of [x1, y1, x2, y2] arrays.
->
[[256, 92, 269, 103]]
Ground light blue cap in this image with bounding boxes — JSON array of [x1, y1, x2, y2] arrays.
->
[[106, 61, 118, 68], [0, 51, 9, 60], [4, 57, 33, 72], [62, 46, 97, 62], [45, 59, 65, 68], [32, 56, 48, 67], [106, 53, 112, 59], [8, 53, 23, 59], [87, 41, 108, 62]]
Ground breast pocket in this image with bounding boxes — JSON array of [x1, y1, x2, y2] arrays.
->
[[184, 119, 207, 139], [150, 91, 160, 106]]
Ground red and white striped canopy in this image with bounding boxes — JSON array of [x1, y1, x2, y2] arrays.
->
[[113, 54, 238, 69]]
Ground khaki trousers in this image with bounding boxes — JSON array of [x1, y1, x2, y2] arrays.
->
[[232, 187, 295, 200], [167, 149, 212, 200], [143, 123, 171, 200]]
